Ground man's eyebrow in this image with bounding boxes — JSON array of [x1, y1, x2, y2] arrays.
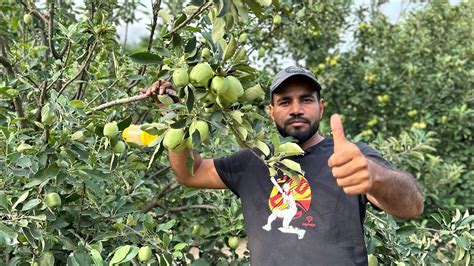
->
[[299, 93, 317, 99], [276, 95, 291, 102]]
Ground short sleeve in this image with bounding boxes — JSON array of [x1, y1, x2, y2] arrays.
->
[[355, 142, 392, 168], [213, 149, 253, 197]]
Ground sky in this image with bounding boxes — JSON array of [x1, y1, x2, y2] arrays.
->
[[113, 0, 460, 46]]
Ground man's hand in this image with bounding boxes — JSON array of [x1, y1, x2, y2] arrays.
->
[[139, 80, 178, 104], [328, 114, 372, 195]]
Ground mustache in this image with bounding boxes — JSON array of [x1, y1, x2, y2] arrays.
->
[[284, 116, 311, 127]]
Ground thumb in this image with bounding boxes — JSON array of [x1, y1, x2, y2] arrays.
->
[[330, 114, 346, 150]]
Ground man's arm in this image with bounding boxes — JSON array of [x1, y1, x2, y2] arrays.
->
[[168, 148, 227, 189], [140, 81, 227, 189], [366, 159, 424, 218], [328, 114, 424, 218]]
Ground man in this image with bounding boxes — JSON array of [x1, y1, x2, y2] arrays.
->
[[142, 66, 424, 265]]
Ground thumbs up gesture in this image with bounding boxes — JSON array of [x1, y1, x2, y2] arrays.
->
[[328, 114, 373, 195]]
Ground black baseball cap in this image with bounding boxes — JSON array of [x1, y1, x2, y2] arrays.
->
[[270, 66, 322, 95]]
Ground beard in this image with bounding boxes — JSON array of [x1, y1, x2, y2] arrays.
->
[[275, 116, 319, 143]]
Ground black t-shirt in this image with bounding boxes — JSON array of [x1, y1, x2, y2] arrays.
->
[[214, 138, 390, 266]]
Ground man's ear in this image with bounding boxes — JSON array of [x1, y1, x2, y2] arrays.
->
[[319, 98, 325, 119], [268, 104, 275, 121]]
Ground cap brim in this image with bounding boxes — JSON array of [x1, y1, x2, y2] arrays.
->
[[271, 73, 322, 94]]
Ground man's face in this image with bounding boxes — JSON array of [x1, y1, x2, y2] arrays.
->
[[269, 79, 324, 144]]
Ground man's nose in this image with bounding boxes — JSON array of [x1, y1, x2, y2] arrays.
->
[[289, 101, 304, 116]]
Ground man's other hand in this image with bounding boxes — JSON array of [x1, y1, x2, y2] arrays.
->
[[139, 80, 178, 103], [328, 114, 373, 195]]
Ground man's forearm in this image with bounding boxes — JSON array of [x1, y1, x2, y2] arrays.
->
[[366, 159, 424, 218], [168, 149, 203, 181]]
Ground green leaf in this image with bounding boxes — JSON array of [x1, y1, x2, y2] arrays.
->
[[157, 219, 176, 231], [230, 110, 244, 124], [396, 225, 417, 236], [256, 0, 272, 7], [12, 190, 29, 210], [460, 215, 474, 226], [174, 243, 187, 251], [247, 0, 263, 18], [109, 245, 131, 265], [277, 142, 304, 157], [256, 141, 270, 157], [158, 95, 174, 106], [185, 86, 194, 112], [121, 246, 139, 263], [184, 37, 197, 53], [67, 251, 94, 266], [162, 233, 171, 250], [69, 100, 85, 108], [455, 236, 469, 250], [0, 192, 11, 211], [21, 199, 41, 211], [212, 17, 226, 42], [117, 116, 132, 131], [90, 249, 104, 266], [38, 251, 55, 266], [129, 52, 162, 65], [0, 224, 19, 246], [173, 13, 187, 29], [280, 159, 303, 175], [216, 0, 231, 17], [268, 167, 277, 177]]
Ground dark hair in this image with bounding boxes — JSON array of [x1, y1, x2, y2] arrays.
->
[[270, 75, 321, 105]]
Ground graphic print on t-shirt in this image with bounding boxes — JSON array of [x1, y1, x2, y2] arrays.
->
[[261, 175, 312, 239]]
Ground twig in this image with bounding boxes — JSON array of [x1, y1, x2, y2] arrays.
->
[[147, 0, 162, 51], [48, 3, 61, 60], [89, 94, 148, 113], [126, 0, 162, 91], [88, 88, 175, 113], [12, 97, 27, 129], [124, 225, 160, 250], [0, 56, 14, 75], [0, 53, 27, 129], [84, 78, 120, 109], [35, 81, 48, 123], [141, 183, 179, 213], [148, 166, 171, 180], [168, 204, 217, 212], [77, 182, 86, 230], [169, 1, 213, 35], [58, 40, 98, 96]]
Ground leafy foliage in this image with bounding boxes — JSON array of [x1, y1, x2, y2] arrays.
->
[[0, 0, 472, 265]]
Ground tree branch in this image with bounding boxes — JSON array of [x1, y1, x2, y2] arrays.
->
[[168, 204, 217, 212], [19, 0, 48, 25], [89, 94, 148, 113], [0, 56, 14, 75], [126, 0, 162, 91], [58, 40, 97, 96], [169, 1, 213, 35], [88, 88, 175, 113], [0, 46, 27, 129], [12, 97, 27, 129], [48, 3, 61, 60], [35, 81, 48, 124], [141, 183, 179, 213]]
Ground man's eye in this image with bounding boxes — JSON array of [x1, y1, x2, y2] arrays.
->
[[303, 98, 314, 103], [279, 101, 288, 105]]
